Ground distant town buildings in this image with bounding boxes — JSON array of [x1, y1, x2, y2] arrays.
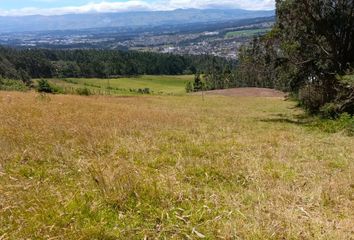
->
[[0, 22, 272, 60]]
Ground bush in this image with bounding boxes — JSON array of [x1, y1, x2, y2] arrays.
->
[[310, 113, 354, 135], [334, 78, 354, 115], [320, 103, 340, 118], [137, 88, 151, 94], [193, 73, 204, 92], [76, 87, 92, 96], [298, 85, 327, 114], [348, 121, 354, 136], [37, 79, 61, 93], [0, 79, 28, 91], [299, 78, 354, 117], [185, 81, 194, 93]]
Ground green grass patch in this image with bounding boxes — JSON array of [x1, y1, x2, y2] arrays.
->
[[0, 79, 28, 91], [225, 28, 271, 38], [309, 113, 354, 135], [39, 75, 193, 96]]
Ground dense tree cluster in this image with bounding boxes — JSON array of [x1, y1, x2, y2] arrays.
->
[[0, 47, 233, 82], [231, 0, 354, 116], [186, 58, 237, 92]]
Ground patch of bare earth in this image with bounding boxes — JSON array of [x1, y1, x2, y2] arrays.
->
[[195, 88, 286, 97]]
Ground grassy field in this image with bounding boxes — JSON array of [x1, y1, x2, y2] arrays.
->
[[225, 28, 271, 38], [0, 92, 353, 239], [43, 75, 193, 96]]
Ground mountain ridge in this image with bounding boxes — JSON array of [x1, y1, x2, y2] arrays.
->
[[0, 8, 275, 33]]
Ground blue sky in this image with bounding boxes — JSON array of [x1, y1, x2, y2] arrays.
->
[[0, 0, 275, 16], [0, 0, 123, 9]]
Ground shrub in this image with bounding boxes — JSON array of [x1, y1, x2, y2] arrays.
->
[[76, 87, 92, 96], [137, 88, 151, 94], [320, 103, 340, 118], [193, 73, 204, 92], [298, 84, 327, 114], [348, 120, 354, 136], [310, 113, 354, 135], [299, 77, 354, 117], [0, 78, 28, 91], [334, 77, 354, 115], [185, 81, 194, 93], [37, 79, 58, 93]]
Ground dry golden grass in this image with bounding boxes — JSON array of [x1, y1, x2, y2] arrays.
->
[[0, 91, 353, 239]]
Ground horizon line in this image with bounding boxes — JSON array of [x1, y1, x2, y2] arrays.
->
[[0, 1, 275, 17], [0, 8, 275, 18]]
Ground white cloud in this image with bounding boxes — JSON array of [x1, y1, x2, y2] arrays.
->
[[0, 0, 275, 16]]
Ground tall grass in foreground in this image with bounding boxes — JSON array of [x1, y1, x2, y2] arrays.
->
[[0, 92, 353, 239]]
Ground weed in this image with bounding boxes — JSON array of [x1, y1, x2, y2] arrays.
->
[[37, 79, 63, 94]]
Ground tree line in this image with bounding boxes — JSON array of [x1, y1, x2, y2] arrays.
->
[[224, 0, 354, 116], [0, 47, 234, 82]]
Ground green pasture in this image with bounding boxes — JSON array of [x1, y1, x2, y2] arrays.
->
[[41, 75, 193, 95]]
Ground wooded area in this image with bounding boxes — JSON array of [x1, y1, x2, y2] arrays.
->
[[232, 0, 354, 116], [0, 47, 233, 81]]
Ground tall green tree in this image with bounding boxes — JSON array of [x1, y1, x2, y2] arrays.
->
[[235, 0, 354, 115]]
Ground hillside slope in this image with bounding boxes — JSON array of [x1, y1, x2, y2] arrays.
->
[[1, 92, 353, 239]]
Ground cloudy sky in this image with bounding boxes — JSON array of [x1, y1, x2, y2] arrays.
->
[[0, 0, 275, 16]]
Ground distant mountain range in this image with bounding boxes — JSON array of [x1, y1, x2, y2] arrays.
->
[[0, 8, 275, 33]]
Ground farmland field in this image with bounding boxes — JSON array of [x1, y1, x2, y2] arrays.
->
[[0, 91, 353, 239], [225, 28, 271, 38], [42, 75, 193, 96]]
